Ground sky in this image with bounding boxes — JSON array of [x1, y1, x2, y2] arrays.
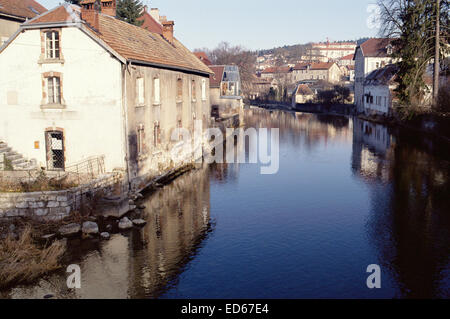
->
[[39, 0, 380, 51]]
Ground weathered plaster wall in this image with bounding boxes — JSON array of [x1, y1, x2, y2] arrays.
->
[[0, 26, 126, 172], [124, 64, 211, 189]]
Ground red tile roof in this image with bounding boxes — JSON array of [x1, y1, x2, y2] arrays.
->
[[262, 66, 292, 74], [194, 52, 212, 66], [138, 8, 163, 34], [0, 0, 46, 20], [209, 66, 224, 88], [339, 54, 354, 60], [310, 62, 335, 70], [30, 5, 78, 24], [359, 38, 394, 58], [296, 84, 313, 95], [25, 5, 212, 75], [293, 63, 309, 70]]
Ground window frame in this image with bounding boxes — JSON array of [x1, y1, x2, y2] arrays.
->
[[41, 72, 65, 108], [153, 77, 161, 105], [136, 77, 145, 106], [39, 29, 64, 64]]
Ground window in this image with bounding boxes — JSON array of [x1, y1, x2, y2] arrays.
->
[[201, 79, 207, 101], [191, 80, 196, 101], [153, 77, 160, 104], [177, 78, 183, 101], [45, 31, 60, 59], [47, 77, 61, 104], [136, 77, 144, 105]]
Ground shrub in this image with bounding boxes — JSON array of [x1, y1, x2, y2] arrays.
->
[[0, 226, 65, 289]]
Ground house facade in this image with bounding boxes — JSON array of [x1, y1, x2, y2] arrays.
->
[[354, 38, 394, 113], [0, 0, 47, 45], [209, 65, 243, 121], [292, 84, 314, 105], [292, 62, 341, 83], [0, 1, 212, 190], [363, 65, 398, 116]]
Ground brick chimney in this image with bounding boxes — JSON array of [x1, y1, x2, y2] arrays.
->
[[162, 21, 174, 44], [80, 0, 101, 31], [150, 8, 160, 23], [101, 0, 116, 17]]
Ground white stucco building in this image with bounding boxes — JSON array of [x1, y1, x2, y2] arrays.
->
[[354, 38, 394, 113], [363, 65, 398, 116], [0, 1, 212, 189]]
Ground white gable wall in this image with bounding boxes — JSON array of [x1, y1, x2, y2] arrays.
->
[[0, 26, 126, 172]]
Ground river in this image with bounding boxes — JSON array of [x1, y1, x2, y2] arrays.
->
[[2, 109, 449, 299]]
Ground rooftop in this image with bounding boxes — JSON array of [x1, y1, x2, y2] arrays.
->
[[0, 0, 47, 20], [22, 4, 212, 75]]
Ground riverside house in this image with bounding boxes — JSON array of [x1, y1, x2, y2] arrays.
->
[[208, 65, 243, 122], [0, 1, 213, 189], [363, 64, 398, 116], [354, 38, 394, 113]]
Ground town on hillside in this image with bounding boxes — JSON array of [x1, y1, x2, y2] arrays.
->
[[0, 0, 449, 302]]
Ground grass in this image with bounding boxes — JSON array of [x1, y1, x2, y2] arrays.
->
[[0, 226, 65, 289], [0, 170, 78, 193]]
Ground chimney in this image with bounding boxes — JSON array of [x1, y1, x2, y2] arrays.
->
[[150, 8, 160, 23], [162, 21, 174, 44], [101, 0, 117, 17], [80, 0, 100, 30]]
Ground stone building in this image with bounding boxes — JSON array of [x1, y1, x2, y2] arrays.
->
[[0, 1, 213, 190], [292, 62, 341, 83], [0, 0, 47, 45]]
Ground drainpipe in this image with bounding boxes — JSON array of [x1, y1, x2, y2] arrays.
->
[[122, 62, 132, 191]]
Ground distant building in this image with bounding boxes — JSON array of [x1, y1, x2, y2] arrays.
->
[[292, 84, 314, 106], [363, 64, 398, 116], [194, 52, 213, 66], [337, 53, 355, 67], [307, 41, 356, 62], [209, 65, 243, 121], [354, 38, 394, 113], [0, 0, 47, 45], [292, 62, 341, 83]]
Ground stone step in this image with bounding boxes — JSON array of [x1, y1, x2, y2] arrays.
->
[[0, 147, 12, 154], [6, 154, 22, 161], [12, 158, 27, 165]]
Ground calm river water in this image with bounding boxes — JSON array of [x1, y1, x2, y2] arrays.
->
[[2, 109, 450, 299]]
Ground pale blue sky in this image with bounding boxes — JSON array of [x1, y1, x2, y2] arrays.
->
[[39, 0, 379, 50]]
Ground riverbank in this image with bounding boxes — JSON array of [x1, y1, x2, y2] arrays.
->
[[0, 162, 199, 291], [358, 112, 450, 144]]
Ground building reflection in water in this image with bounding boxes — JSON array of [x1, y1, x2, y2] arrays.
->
[[4, 166, 213, 299], [352, 118, 450, 298]]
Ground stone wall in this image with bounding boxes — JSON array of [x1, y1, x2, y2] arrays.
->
[[0, 172, 125, 222]]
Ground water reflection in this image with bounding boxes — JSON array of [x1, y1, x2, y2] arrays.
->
[[352, 118, 450, 298], [1, 110, 449, 299], [3, 166, 213, 299]]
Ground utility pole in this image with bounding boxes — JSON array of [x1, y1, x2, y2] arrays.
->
[[433, 0, 440, 103]]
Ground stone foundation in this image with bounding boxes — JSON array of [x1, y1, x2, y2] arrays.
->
[[0, 172, 126, 222]]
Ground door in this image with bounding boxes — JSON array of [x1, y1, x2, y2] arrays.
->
[[45, 131, 65, 170]]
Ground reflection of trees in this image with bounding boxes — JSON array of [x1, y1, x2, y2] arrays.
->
[[353, 120, 450, 298], [244, 109, 352, 152]]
